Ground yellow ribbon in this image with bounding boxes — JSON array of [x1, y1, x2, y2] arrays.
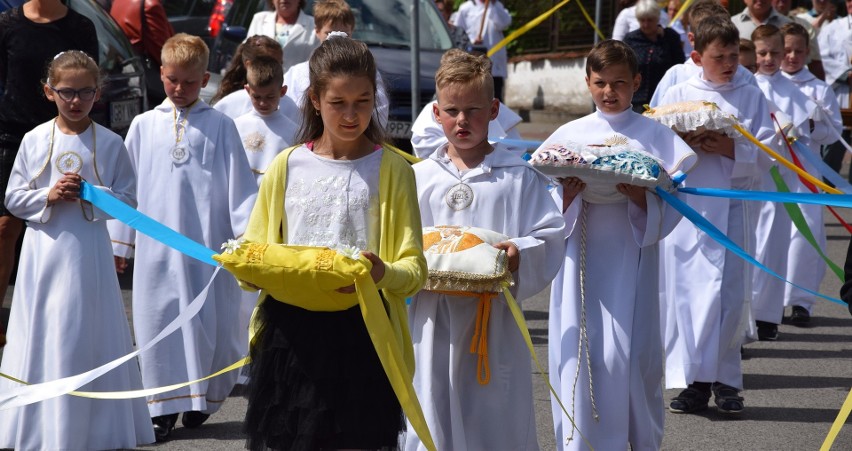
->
[[574, 0, 606, 41], [488, 0, 574, 57], [667, 0, 697, 27], [820, 387, 852, 450], [731, 123, 843, 195], [1, 357, 248, 399], [502, 285, 594, 451]]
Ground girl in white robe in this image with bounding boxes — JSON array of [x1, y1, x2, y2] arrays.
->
[[0, 50, 154, 450], [541, 108, 696, 450]]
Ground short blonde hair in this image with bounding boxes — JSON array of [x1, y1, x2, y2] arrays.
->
[[161, 33, 210, 71], [313, 0, 356, 31], [435, 49, 494, 100]]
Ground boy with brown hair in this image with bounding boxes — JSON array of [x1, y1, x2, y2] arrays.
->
[[405, 48, 565, 450], [109, 33, 258, 440], [540, 39, 696, 450], [649, 0, 758, 106], [659, 18, 775, 416], [282, 0, 389, 126]]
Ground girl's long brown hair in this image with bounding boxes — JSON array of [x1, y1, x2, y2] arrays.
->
[[211, 35, 282, 104]]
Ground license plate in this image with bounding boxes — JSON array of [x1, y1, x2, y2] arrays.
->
[[387, 120, 412, 139], [110, 99, 140, 129]]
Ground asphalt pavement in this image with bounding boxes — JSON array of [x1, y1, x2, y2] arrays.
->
[[1, 117, 851, 450]]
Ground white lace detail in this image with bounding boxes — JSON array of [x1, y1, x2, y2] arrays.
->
[[643, 100, 741, 138]]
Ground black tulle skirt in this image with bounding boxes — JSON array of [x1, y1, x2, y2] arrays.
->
[[244, 296, 403, 451]]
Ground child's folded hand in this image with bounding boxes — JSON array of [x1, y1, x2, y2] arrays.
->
[[493, 241, 520, 273], [48, 173, 82, 205], [698, 131, 735, 159], [616, 183, 648, 211]]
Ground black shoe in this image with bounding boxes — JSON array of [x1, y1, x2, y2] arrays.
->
[[756, 320, 779, 341], [669, 385, 710, 413], [152, 413, 178, 442], [789, 306, 811, 327], [712, 383, 744, 414], [181, 410, 211, 428]]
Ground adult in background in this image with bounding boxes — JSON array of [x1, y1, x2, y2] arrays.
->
[[454, 0, 512, 102], [732, 0, 791, 43], [436, 0, 472, 51], [624, 0, 685, 111], [816, 0, 852, 181], [0, 0, 98, 348], [245, 0, 318, 73], [797, 0, 836, 32], [771, 0, 825, 79], [667, 0, 693, 58], [612, 0, 669, 41], [110, 0, 175, 106]]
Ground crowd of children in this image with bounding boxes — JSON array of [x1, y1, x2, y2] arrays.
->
[[1, 0, 851, 450]]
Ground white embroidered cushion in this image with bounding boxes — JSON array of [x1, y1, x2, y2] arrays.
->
[[422, 225, 514, 294], [643, 100, 741, 138], [530, 142, 676, 204]]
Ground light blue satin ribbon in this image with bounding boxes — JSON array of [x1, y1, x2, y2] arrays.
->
[[490, 137, 546, 149], [677, 186, 852, 207], [790, 140, 852, 193], [656, 187, 846, 306], [80, 182, 218, 266]]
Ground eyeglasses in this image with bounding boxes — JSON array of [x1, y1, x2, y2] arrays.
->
[[48, 84, 97, 102]]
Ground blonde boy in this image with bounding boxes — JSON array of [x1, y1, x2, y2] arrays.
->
[[750, 24, 818, 341], [540, 40, 696, 450], [109, 33, 258, 440], [660, 18, 775, 415], [404, 49, 565, 451], [780, 21, 841, 325]]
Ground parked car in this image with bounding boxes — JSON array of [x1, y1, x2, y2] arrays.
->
[[164, 0, 217, 47], [0, 0, 146, 136], [205, 0, 454, 150]]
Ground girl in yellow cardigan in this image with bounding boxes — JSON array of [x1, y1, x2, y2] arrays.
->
[[240, 33, 426, 450]]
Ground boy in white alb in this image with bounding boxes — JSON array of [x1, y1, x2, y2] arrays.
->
[[282, 0, 389, 127], [235, 55, 298, 184], [410, 79, 525, 158], [405, 49, 565, 451], [649, 0, 758, 107], [660, 18, 775, 415], [109, 34, 258, 440], [540, 40, 696, 451], [750, 24, 817, 341], [780, 21, 841, 325]]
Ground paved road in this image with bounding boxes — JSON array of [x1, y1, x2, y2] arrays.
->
[[2, 119, 851, 450]]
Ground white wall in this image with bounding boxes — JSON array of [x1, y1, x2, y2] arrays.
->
[[505, 56, 594, 116]]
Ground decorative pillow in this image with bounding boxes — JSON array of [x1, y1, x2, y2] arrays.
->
[[643, 100, 741, 138], [213, 240, 370, 312], [423, 225, 514, 294], [530, 142, 676, 204]]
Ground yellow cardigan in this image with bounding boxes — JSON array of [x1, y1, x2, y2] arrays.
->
[[242, 143, 427, 374]]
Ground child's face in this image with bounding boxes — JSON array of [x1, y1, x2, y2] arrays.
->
[[693, 40, 739, 83], [245, 83, 285, 115], [315, 21, 354, 41], [739, 51, 757, 73], [310, 74, 375, 145], [161, 63, 210, 108], [585, 63, 640, 114], [44, 68, 100, 127], [782, 34, 808, 74], [754, 35, 783, 75], [433, 82, 498, 154]]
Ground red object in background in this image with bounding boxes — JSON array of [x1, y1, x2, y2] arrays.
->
[[208, 0, 233, 37]]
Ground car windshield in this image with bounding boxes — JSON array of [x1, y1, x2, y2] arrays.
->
[[350, 0, 452, 50]]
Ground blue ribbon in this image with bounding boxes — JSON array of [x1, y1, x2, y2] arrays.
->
[[677, 186, 852, 207], [490, 137, 545, 149], [656, 187, 846, 306], [80, 182, 218, 266], [790, 140, 852, 194]]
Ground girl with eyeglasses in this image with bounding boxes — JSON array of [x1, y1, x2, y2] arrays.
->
[[0, 50, 155, 450], [0, 0, 99, 350]]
